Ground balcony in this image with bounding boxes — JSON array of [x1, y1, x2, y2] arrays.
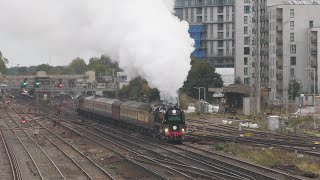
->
[[217, 27, 224, 31], [276, 84, 283, 90], [311, 37, 317, 43], [311, 60, 318, 67], [276, 14, 283, 20], [217, 35, 224, 39], [260, 26, 269, 33], [263, 72, 269, 78], [276, 26, 283, 31], [260, 15, 269, 21], [276, 61, 283, 68], [276, 72, 283, 80], [217, 18, 224, 23], [276, 49, 283, 56], [215, 52, 224, 57], [311, 49, 318, 55], [276, 38, 283, 44], [261, 38, 269, 44], [260, 49, 269, 55], [261, 60, 269, 66]]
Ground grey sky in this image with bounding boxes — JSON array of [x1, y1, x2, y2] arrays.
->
[[0, 0, 194, 100]]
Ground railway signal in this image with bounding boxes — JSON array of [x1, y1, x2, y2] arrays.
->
[[21, 78, 28, 88], [58, 83, 63, 88], [21, 81, 27, 88], [34, 80, 41, 88]]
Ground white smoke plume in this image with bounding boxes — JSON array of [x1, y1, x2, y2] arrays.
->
[[0, 0, 194, 100]]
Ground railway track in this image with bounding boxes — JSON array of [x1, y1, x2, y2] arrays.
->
[[40, 104, 304, 180], [2, 108, 62, 179], [3, 105, 115, 180], [27, 99, 256, 179], [16, 95, 312, 179], [14, 102, 178, 179], [0, 128, 22, 180], [14, 106, 115, 180], [78, 120, 305, 180], [187, 119, 320, 155], [188, 118, 320, 142], [55, 119, 210, 179]]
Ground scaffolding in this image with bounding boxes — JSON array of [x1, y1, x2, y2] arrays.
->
[[189, 25, 205, 59]]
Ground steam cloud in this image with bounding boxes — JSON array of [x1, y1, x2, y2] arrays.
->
[[0, 0, 194, 100]]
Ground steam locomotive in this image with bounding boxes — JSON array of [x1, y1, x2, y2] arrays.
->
[[76, 96, 186, 143]]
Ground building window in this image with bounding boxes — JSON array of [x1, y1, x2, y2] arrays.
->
[[218, 49, 223, 56], [290, 9, 294, 18], [244, 26, 248, 34], [218, 41, 223, 47], [244, 6, 250, 14], [244, 67, 248, 75], [290, 57, 296, 65], [244, 0, 251, 3], [204, 7, 207, 21], [310, 20, 314, 28], [244, 37, 250, 45], [244, 78, 250, 85], [210, 7, 213, 21], [218, 15, 224, 22], [244, 57, 248, 65], [196, 7, 202, 14], [218, 32, 223, 39], [185, 8, 189, 20], [218, 6, 223, 13], [197, 16, 202, 22], [290, 33, 294, 42], [290, 21, 294, 30], [244, 47, 250, 55], [191, 8, 194, 22], [290, 45, 296, 54], [244, 16, 248, 24], [290, 68, 295, 77], [226, 24, 230, 37]]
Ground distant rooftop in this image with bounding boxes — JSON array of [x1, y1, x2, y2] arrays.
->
[[215, 68, 234, 86], [282, 0, 320, 5]]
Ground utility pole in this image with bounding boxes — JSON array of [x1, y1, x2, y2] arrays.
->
[[36, 91, 39, 116], [250, 0, 261, 114]]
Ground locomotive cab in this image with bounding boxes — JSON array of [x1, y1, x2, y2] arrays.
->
[[154, 106, 186, 143]]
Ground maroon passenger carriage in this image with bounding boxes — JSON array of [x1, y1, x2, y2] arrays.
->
[[76, 96, 186, 143]]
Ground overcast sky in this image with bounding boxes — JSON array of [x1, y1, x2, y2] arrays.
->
[[0, 0, 177, 68], [0, 0, 194, 100]]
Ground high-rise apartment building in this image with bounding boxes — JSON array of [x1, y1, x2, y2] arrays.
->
[[174, 0, 258, 86], [265, 1, 320, 100], [175, 0, 320, 102]]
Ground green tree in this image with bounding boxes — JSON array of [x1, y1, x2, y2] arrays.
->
[[87, 55, 120, 77], [36, 64, 52, 72], [47, 66, 70, 75], [0, 51, 9, 73], [288, 79, 302, 100], [182, 60, 223, 100], [234, 77, 242, 84], [69, 57, 87, 74], [18, 66, 28, 75], [119, 76, 160, 102]]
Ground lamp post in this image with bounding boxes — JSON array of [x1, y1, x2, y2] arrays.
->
[[193, 87, 201, 101], [305, 68, 316, 129], [194, 87, 206, 113], [278, 68, 288, 116], [193, 87, 206, 102]]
